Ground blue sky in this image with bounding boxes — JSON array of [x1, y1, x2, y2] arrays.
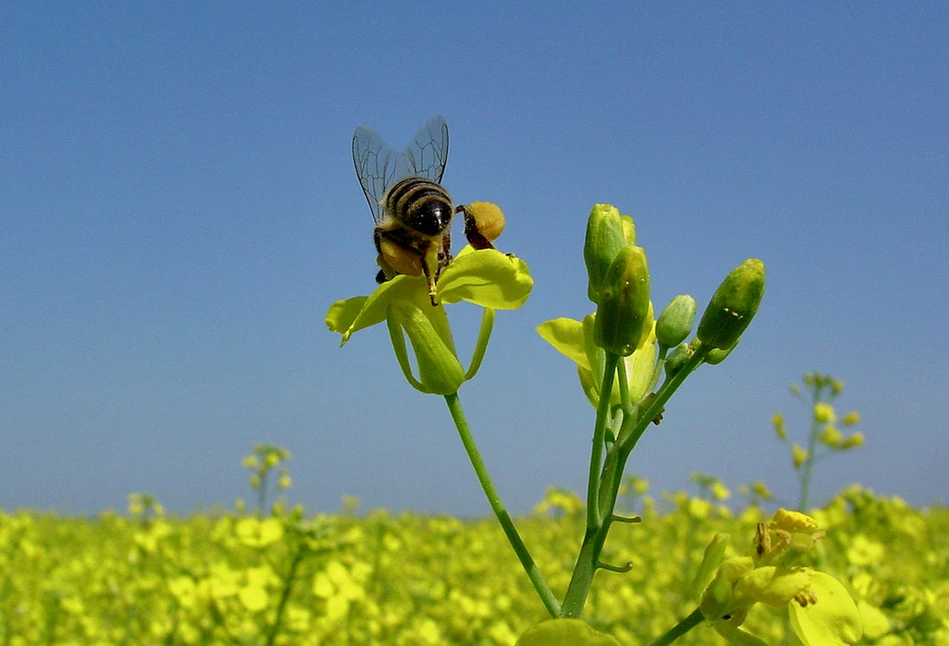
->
[[2, 4, 947, 517]]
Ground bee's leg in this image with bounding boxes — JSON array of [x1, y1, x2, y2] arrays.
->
[[460, 206, 496, 251], [437, 229, 453, 275]]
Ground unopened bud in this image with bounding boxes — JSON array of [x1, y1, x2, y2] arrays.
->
[[697, 259, 765, 350], [584, 204, 626, 304], [594, 245, 650, 356], [840, 432, 864, 449], [656, 294, 696, 348], [704, 344, 735, 365], [665, 342, 692, 378]]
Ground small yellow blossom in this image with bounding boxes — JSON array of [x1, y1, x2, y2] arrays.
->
[[278, 470, 292, 490], [752, 482, 773, 500], [792, 444, 808, 468], [813, 402, 835, 423], [819, 424, 843, 447], [772, 413, 786, 439], [841, 432, 864, 448], [711, 482, 731, 501]]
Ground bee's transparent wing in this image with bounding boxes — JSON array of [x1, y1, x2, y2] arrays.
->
[[352, 124, 397, 224], [352, 115, 450, 224], [396, 114, 449, 185]]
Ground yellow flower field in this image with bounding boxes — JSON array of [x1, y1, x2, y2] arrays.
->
[[2, 485, 946, 645]]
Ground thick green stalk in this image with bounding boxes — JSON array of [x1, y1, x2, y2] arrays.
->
[[444, 392, 561, 617], [563, 345, 710, 618], [586, 353, 619, 528], [562, 353, 622, 618]]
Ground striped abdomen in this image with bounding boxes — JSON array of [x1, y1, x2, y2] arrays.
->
[[383, 177, 453, 238]]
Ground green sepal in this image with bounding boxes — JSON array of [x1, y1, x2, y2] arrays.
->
[[386, 301, 465, 395], [694, 533, 732, 600], [582, 313, 605, 391], [697, 259, 765, 350]]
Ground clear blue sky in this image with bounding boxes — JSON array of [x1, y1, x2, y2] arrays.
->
[[3, 5, 947, 516]]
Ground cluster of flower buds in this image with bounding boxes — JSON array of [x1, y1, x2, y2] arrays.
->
[[584, 204, 651, 356], [584, 204, 765, 365]]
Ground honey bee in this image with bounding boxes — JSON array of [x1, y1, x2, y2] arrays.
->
[[352, 115, 454, 304]]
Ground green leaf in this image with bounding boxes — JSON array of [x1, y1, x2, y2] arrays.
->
[[515, 619, 622, 646], [789, 572, 862, 645], [438, 247, 533, 309]]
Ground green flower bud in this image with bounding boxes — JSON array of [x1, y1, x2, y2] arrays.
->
[[704, 344, 735, 365], [656, 294, 697, 348], [594, 245, 650, 356], [386, 301, 465, 395], [664, 342, 693, 378], [697, 259, 765, 351], [584, 204, 626, 304]]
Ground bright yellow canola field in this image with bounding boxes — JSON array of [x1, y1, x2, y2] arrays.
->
[[2, 487, 946, 645]]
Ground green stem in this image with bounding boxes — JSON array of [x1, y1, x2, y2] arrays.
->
[[444, 392, 561, 617], [560, 519, 612, 617], [563, 345, 710, 618], [799, 400, 821, 511], [587, 353, 619, 529], [265, 540, 305, 646], [618, 345, 708, 452], [257, 474, 267, 517], [647, 607, 705, 646]]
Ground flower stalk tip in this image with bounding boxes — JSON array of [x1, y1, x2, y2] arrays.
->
[[697, 259, 765, 351]]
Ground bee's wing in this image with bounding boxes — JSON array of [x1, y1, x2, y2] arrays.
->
[[352, 115, 450, 223], [352, 124, 399, 224], [399, 115, 449, 184]]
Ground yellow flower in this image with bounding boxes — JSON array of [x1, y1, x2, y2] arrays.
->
[[327, 247, 532, 395], [792, 444, 808, 468], [819, 424, 844, 448], [698, 510, 861, 645], [841, 432, 864, 449], [536, 310, 657, 410], [814, 402, 835, 423], [842, 411, 861, 425]]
